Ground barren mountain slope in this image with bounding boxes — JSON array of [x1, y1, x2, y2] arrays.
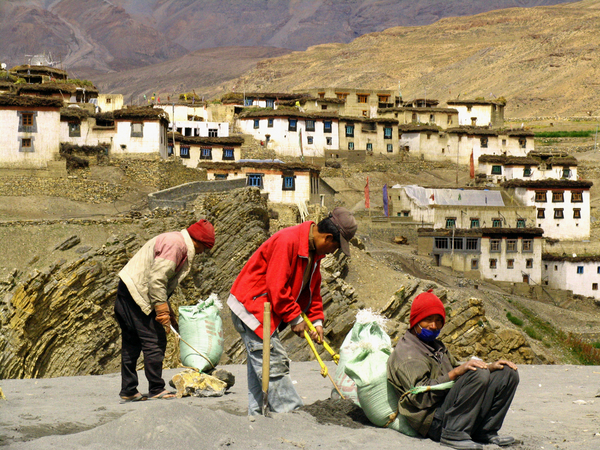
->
[[219, 0, 600, 118]]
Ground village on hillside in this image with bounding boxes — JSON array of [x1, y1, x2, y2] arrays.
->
[[0, 55, 597, 305]]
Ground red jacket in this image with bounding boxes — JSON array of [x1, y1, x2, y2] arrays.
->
[[227, 221, 325, 339]]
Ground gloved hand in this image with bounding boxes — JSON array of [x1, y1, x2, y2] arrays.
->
[[154, 302, 171, 333], [168, 303, 179, 334]]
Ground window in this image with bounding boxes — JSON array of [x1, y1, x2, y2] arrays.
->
[[597, 266, 600, 274], [507, 240, 517, 252], [471, 259, 479, 270], [466, 238, 478, 250], [445, 218, 456, 228], [378, 94, 390, 103], [489, 259, 497, 269], [552, 191, 564, 202], [490, 239, 501, 252], [502, 139, 507, 146], [517, 218, 525, 228], [307, 136, 313, 145], [167, 144, 174, 156], [208, 128, 218, 137], [492, 218, 502, 228], [562, 168, 571, 178], [215, 174, 228, 180], [435, 238, 449, 249], [348, 142, 354, 150], [535, 191, 547, 202], [387, 144, 393, 152], [447, 115, 453, 125], [573, 208, 581, 219], [402, 210, 410, 217], [491, 165, 502, 175], [322, 105, 328, 110], [131, 122, 143, 137], [571, 191, 583, 202], [526, 259, 533, 269], [106, 98, 112, 104], [324, 121, 332, 133], [336, 92, 348, 100], [268, 118, 273, 128], [180, 145, 190, 158], [453, 238, 463, 250], [253, 119, 260, 129], [357, 94, 369, 103], [247, 173, 263, 188], [69, 122, 81, 137], [537, 208, 545, 218], [519, 137, 527, 148], [480, 137, 488, 148], [507, 259, 514, 269], [223, 148, 235, 160], [470, 218, 480, 228], [282, 175, 295, 191], [20, 138, 33, 152], [22, 113, 33, 127], [318, 92, 325, 99], [346, 124, 354, 137], [577, 266, 584, 274], [288, 119, 297, 132], [200, 147, 212, 160], [306, 120, 315, 132], [554, 208, 564, 219], [523, 167, 532, 177], [366, 143, 372, 151], [593, 283, 598, 291], [326, 137, 332, 146], [522, 239, 533, 252], [244, 98, 253, 106], [266, 99, 275, 108], [384, 127, 392, 139]]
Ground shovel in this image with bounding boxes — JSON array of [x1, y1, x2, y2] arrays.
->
[[262, 302, 271, 417]]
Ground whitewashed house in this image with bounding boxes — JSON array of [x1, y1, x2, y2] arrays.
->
[[391, 185, 536, 229], [199, 160, 329, 205], [446, 99, 505, 128], [169, 135, 244, 168], [418, 227, 543, 285], [542, 255, 600, 299], [0, 95, 62, 168], [97, 94, 124, 112], [503, 179, 592, 240], [478, 155, 578, 182], [379, 106, 459, 130], [237, 108, 339, 158]]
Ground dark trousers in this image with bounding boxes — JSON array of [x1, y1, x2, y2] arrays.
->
[[114, 280, 167, 397], [427, 367, 519, 442]]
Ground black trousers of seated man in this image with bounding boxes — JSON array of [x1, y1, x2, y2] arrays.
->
[[427, 367, 519, 443], [114, 280, 167, 398]]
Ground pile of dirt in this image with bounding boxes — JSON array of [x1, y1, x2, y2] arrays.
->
[[299, 399, 369, 429]]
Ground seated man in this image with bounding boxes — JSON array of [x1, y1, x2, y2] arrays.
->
[[387, 290, 519, 450]]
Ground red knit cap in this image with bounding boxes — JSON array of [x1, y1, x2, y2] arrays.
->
[[409, 289, 446, 329], [187, 219, 215, 249]]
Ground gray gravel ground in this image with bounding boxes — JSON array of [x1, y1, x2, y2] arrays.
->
[[1, 363, 600, 450]]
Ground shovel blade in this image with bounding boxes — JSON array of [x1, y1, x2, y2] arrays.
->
[[262, 391, 270, 417]]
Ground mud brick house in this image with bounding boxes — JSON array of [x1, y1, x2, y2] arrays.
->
[[542, 254, 600, 299], [502, 179, 592, 240], [168, 135, 244, 167], [378, 105, 459, 129], [418, 227, 543, 285], [97, 94, 124, 112], [0, 95, 63, 169], [9, 64, 68, 84], [338, 116, 400, 155], [198, 160, 334, 206], [301, 87, 399, 118], [17, 83, 98, 106], [237, 108, 339, 158], [446, 99, 505, 128], [391, 185, 536, 229]]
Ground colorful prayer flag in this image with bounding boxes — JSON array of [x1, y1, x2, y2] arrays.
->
[[383, 184, 389, 217]]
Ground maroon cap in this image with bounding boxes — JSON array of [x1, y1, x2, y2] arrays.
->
[[187, 219, 215, 249], [329, 207, 357, 256]]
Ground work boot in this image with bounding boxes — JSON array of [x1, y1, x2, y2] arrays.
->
[[440, 437, 483, 450], [474, 434, 515, 446]]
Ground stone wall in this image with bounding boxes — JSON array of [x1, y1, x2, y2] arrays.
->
[[148, 179, 247, 210]]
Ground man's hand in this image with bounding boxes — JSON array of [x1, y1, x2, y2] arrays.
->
[[311, 325, 324, 344], [488, 359, 518, 372], [449, 358, 488, 380], [154, 302, 171, 333], [291, 321, 308, 338], [291, 322, 324, 344]]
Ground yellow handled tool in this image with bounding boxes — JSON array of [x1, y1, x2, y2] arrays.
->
[[262, 302, 271, 417], [303, 330, 345, 400], [301, 313, 340, 364]]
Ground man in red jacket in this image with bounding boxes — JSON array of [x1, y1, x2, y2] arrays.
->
[[228, 207, 357, 415]]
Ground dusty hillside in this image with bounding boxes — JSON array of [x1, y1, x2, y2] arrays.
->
[[219, 0, 600, 118]]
